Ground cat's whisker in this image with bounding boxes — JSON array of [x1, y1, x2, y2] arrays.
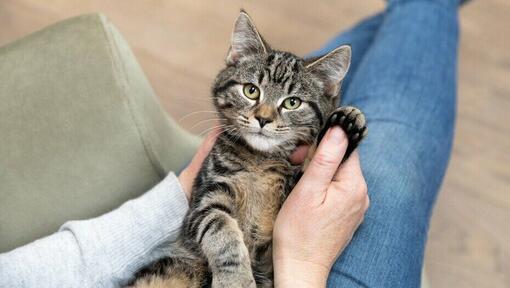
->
[[189, 118, 224, 130], [221, 126, 238, 137], [197, 124, 230, 137], [237, 115, 250, 123], [198, 124, 239, 136], [222, 127, 242, 146], [178, 110, 219, 123]]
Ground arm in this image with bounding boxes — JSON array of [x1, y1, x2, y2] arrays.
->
[[0, 131, 218, 288], [0, 172, 189, 288]]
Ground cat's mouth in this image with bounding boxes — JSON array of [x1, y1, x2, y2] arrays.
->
[[242, 130, 284, 152], [241, 125, 274, 137], [251, 130, 271, 137]]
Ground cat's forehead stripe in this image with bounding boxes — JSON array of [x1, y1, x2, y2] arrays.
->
[[265, 52, 302, 91]]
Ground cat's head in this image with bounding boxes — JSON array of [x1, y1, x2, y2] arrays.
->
[[212, 10, 351, 153]]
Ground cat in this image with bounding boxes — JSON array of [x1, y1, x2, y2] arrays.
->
[[129, 10, 367, 288]]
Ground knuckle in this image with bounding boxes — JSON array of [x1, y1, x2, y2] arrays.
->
[[352, 174, 368, 197], [352, 183, 367, 202], [359, 179, 368, 195], [364, 195, 370, 211]]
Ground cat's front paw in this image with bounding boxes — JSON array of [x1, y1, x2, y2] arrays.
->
[[319, 106, 367, 161], [212, 270, 256, 288]]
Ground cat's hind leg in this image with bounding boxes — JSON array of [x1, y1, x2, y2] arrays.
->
[[128, 244, 208, 288]]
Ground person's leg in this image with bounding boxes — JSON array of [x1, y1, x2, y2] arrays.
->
[[307, 13, 384, 96], [326, 1, 459, 287]]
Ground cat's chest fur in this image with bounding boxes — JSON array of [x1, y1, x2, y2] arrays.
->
[[208, 141, 299, 249]]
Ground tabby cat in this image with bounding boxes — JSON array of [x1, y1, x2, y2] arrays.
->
[[130, 10, 367, 288]]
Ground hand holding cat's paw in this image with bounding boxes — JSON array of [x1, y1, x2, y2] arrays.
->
[[274, 127, 369, 288]]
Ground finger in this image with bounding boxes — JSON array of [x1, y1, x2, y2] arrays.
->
[[333, 150, 363, 182], [199, 127, 220, 155], [289, 145, 310, 165], [188, 128, 220, 174], [298, 126, 348, 191]]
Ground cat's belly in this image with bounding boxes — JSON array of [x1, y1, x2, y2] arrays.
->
[[229, 169, 288, 248]]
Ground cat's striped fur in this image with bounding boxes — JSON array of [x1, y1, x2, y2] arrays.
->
[[130, 10, 366, 288]]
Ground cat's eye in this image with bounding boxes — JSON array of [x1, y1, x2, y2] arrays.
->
[[243, 83, 260, 100], [282, 97, 302, 110]]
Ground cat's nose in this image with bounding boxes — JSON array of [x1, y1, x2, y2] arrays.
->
[[255, 116, 273, 128]]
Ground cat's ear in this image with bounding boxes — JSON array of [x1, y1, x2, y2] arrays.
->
[[226, 10, 269, 65], [305, 45, 351, 99]]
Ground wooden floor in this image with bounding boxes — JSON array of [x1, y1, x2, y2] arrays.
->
[[1, 1, 508, 287]]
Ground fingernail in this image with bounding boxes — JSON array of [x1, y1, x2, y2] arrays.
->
[[329, 126, 345, 144]]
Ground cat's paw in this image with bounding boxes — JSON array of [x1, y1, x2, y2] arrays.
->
[[319, 106, 367, 161], [212, 270, 256, 288]]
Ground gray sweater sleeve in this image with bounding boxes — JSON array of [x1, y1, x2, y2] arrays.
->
[[0, 172, 189, 288]]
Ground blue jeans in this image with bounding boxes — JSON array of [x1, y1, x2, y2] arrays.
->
[[309, 1, 459, 287]]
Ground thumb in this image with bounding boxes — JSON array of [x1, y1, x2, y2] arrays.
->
[[297, 126, 348, 193], [187, 128, 220, 175]]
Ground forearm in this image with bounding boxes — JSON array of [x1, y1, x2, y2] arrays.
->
[[0, 230, 90, 287], [0, 172, 189, 288]]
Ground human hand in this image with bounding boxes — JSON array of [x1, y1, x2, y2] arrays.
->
[[273, 126, 369, 288], [178, 129, 219, 202]]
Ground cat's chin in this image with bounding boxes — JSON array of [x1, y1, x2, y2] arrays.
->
[[243, 132, 284, 153]]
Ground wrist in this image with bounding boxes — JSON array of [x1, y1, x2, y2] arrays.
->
[[273, 257, 329, 288]]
